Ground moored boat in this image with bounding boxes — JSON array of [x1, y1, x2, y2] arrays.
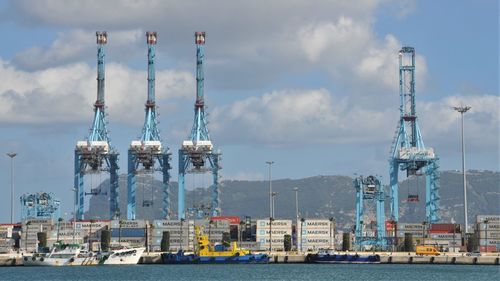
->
[[307, 250, 380, 264], [162, 226, 269, 264]]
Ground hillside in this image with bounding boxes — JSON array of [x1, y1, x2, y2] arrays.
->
[[86, 170, 500, 229]]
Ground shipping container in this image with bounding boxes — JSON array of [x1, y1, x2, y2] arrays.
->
[[429, 224, 455, 233], [256, 219, 292, 229], [478, 231, 500, 239], [111, 220, 145, 229], [111, 228, 145, 238], [153, 220, 195, 228], [476, 215, 500, 224], [256, 229, 291, 237], [430, 233, 462, 240], [211, 216, 240, 225], [479, 245, 498, 252]]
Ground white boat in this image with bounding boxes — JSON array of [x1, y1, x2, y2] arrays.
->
[[100, 246, 145, 265], [23, 243, 96, 266]]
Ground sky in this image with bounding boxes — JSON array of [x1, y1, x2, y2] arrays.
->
[[0, 0, 498, 222]]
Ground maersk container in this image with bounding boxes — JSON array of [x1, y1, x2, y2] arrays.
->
[[111, 228, 145, 237]]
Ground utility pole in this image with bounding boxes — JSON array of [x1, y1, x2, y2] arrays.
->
[[453, 105, 471, 233], [71, 188, 77, 243], [7, 153, 17, 224], [293, 187, 299, 250], [266, 161, 274, 218], [272, 192, 278, 218]]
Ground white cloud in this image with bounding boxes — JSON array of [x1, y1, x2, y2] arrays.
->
[[419, 94, 500, 151], [211, 88, 395, 145], [4, 0, 416, 94], [210, 88, 499, 156], [0, 59, 194, 124], [12, 29, 144, 70], [296, 19, 427, 104]]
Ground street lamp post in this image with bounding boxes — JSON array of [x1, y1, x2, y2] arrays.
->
[[453, 105, 471, 233], [180, 218, 185, 251], [300, 218, 305, 252], [25, 221, 31, 252], [269, 217, 274, 253], [329, 217, 335, 250], [56, 218, 63, 242], [272, 192, 278, 218], [484, 219, 489, 253], [293, 187, 299, 251], [266, 161, 274, 218], [7, 153, 17, 224], [422, 221, 427, 246], [71, 188, 77, 244]]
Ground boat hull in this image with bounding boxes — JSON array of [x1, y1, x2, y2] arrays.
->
[[307, 253, 381, 263], [162, 251, 269, 264]]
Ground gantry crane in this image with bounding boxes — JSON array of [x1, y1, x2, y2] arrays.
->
[[20, 192, 61, 221], [389, 46, 440, 224], [74, 32, 119, 220], [178, 32, 221, 219], [127, 32, 172, 220], [353, 175, 387, 249]]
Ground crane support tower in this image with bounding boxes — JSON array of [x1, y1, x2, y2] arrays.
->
[[127, 32, 172, 220], [74, 32, 119, 221], [20, 192, 61, 221], [178, 32, 222, 219], [389, 46, 440, 224], [353, 175, 387, 249]]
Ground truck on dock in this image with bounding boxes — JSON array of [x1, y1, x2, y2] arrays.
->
[[416, 246, 441, 256]]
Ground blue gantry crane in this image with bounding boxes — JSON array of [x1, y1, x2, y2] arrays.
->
[[353, 175, 387, 249], [127, 32, 172, 220], [178, 32, 221, 219], [74, 32, 119, 221], [389, 46, 440, 224], [20, 192, 61, 221]]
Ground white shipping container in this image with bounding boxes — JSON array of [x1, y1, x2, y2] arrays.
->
[[479, 231, 500, 239], [153, 220, 195, 228], [48, 230, 85, 239], [397, 223, 424, 230], [75, 221, 110, 231], [24, 219, 53, 225], [300, 220, 332, 229], [256, 220, 292, 229], [430, 233, 462, 240], [111, 220, 145, 229], [477, 224, 500, 230], [476, 215, 500, 223], [256, 229, 291, 237], [397, 232, 424, 238]]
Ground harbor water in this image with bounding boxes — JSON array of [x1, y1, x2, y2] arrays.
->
[[1, 264, 498, 281]]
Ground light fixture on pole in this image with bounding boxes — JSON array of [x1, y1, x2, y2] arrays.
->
[[6, 153, 17, 224], [453, 105, 471, 233]]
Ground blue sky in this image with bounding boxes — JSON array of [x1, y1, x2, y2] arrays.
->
[[0, 0, 498, 222]]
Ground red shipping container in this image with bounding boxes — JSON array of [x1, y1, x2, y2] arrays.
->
[[385, 220, 395, 231], [211, 216, 240, 225], [429, 224, 455, 233], [479, 245, 498, 252]]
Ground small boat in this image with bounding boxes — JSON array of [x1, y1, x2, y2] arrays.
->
[[162, 226, 269, 264], [307, 250, 380, 264], [100, 246, 146, 265], [23, 242, 145, 266], [23, 243, 95, 266]]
